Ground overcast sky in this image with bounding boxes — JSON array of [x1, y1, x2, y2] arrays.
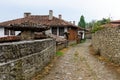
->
[[0, 0, 120, 24]]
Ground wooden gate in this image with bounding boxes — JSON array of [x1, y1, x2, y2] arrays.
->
[[68, 29, 77, 41]]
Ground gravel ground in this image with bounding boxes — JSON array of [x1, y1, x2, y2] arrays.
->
[[38, 40, 120, 80]]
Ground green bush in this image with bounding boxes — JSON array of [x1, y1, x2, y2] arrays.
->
[[91, 26, 104, 33]]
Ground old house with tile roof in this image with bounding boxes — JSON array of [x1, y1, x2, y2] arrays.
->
[[0, 10, 83, 41], [103, 20, 120, 27]]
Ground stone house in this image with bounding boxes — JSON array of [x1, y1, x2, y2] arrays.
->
[[0, 10, 83, 42]]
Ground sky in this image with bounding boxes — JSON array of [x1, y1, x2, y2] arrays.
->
[[0, 0, 120, 24]]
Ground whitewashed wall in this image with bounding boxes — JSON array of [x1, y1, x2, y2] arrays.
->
[[45, 28, 52, 35], [78, 30, 85, 39], [64, 27, 68, 32], [15, 31, 21, 36], [0, 27, 5, 37]]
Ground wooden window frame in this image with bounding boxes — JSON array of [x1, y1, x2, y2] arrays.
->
[[52, 27, 57, 35], [59, 27, 64, 36], [4, 28, 9, 35]]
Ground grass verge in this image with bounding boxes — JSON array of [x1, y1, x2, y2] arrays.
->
[[80, 38, 86, 43], [56, 51, 64, 56]]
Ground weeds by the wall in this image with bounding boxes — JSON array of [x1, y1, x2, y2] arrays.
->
[[80, 38, 86, 43], [56, 51, 64, 56]]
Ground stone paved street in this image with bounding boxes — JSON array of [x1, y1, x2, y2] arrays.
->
[[39, 40, 120, 80]]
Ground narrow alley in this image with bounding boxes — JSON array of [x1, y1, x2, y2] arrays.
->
[[36, 40, 120, 80]]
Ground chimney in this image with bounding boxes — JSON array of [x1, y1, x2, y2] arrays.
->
[[24, 12, 31, 17], [73, 21, 75, 25], [49, 10, 53, 20], [58, 14, 62, 19]]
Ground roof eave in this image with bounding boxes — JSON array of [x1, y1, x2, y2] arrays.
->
[[4, 25, 50, 32]]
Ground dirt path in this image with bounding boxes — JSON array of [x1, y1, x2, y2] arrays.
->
[[40, 40, 120, 80]]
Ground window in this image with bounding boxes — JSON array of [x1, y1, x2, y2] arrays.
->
[[59, 27, 64, 36], [4, 28, 9, 35], [4, 28, 15, 35], [52, 27, 57, 35], [10, 30, 15, 35]]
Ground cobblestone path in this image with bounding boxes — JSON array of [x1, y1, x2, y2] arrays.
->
[[40, 40, 120, 80]]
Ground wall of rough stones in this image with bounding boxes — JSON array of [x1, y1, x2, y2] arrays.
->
[[56, 42, 66, 51], [92, 26, 120, 64], [0, 39, 56, 80]]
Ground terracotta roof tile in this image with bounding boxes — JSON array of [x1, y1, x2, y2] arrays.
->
[[102, 20, 120, 27], [103, 23, 120, 27], [7, 21, 49, 32], [0, 15, 78, 28], [110, 20, 120, 23]]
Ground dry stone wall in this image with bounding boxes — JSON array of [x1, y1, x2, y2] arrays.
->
[[0, 39, 56, 80], [92, 26, 120, 64]]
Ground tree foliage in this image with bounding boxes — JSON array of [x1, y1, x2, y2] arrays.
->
[[78, 15, 86, 28], [87, 18, 111, 33]]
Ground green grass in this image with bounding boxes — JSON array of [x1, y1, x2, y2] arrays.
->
[[80, 39, 86, 43], [56, 51, 64, 56]]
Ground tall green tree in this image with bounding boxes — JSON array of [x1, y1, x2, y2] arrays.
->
[[78, 15, 86, 28]]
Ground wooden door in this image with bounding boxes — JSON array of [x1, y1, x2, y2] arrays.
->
[[68, 29, 77, 41]]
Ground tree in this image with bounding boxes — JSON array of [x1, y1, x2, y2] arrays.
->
[[78, 15, 86, 28], [87, 18, 111, 33]]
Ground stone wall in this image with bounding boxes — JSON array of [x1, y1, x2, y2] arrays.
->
[[0, 39, 56, 80], [20, 31, 35, 40], [92, 26, 120, 64], [56, 42, 66, 51]]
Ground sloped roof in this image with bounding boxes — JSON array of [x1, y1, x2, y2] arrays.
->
[[0, 15, 78, 29], [110, 20, 120, 23], [103, 20, 120, 27], [101, 20, 120, 27], [7, 21, 49, 32], [102, 23, 120, 27]]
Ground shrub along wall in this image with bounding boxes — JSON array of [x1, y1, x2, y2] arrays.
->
[[92, 26, 120, 64], [0, 39, 56, 80]]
